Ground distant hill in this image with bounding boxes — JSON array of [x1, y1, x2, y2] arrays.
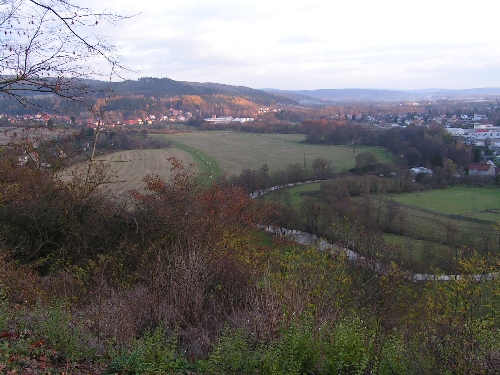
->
[[264, 88, 500, 102], [108, 77, 300, 106], [0, 77, 301, 116], [5, 76, 500, 117]]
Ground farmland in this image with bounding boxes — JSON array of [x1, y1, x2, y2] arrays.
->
[[271, 182, 323, 209], [267, 183, 500, 227], [156, 131, 395, 176], [94, 148, 197, 196], [93, 130, 393, 197]]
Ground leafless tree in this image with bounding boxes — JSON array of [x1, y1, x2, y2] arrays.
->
[[0, 0, 131, 110]]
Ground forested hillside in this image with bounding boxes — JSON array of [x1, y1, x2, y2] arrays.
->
[[0, 77, 300, 117]]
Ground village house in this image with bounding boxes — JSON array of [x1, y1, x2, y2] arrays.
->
[[490, 142, 500, 154], [464, 129, 500, 147], [468, 162, 496, 176], [410, 166, 433, 175]]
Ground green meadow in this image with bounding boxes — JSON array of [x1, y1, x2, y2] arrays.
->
[[157, 131, 394, 176], [390, 187, 500, 223]]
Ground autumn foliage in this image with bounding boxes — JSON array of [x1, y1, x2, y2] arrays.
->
[[1, 143, 500, 374], [131, 157, 257, 251]]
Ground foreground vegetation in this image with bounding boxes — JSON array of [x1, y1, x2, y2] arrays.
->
[[69, 148, 197, 196], [4, 0, 499, 371], [0, 128, 500, 374], [1, 146, 500, 374]]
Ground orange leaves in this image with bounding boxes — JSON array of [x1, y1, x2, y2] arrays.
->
[[0, 329, 66, 374], [30, 338, 45, 348], [194, 184, 256, 251], [180, 95, 203, 106], [132, 157, 260, 252], [0, 330, 18, 340]]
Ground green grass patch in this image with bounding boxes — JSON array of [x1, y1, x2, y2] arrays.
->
[[390, 187, 500, 223], [166, 138, 222, 180], [265, 182, 323, 210], [364, 195, 492, 245], [288, 183, 323, 209], [265, 183, 496, 273], [157, 131, 395, 176], [382, 233, 457, 272]]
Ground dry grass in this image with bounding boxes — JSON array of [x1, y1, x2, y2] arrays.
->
[[97, 148, 197, 196], [60, 148, 197, 197]]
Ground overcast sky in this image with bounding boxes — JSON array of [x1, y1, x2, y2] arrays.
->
[[85, 0, 500, 91]]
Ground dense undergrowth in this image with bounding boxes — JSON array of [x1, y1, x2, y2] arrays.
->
[[1, 144, 500, 374]]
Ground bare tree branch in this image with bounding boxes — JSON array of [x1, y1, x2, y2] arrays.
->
[[0, 0, 135, 112]]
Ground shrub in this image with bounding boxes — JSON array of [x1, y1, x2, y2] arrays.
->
[[105, 349, 148, 375], [324, 315, 373, 375], [33, 302, 97, 362], [262, 316, 319, 375], [105, 326, 189, 375], [0, 281, 9, 332], [202, 325, 262, 374], [375, 333, 410, 375]]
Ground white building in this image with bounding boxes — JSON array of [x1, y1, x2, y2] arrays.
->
[[410, 167, 433, 174], [446, 128, 465, 136], [204, 116, 233, 124], [232, 118, 254, 123], [464, 129, 500, 146]]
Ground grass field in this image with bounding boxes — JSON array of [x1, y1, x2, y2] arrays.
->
[[95, 148, 197, 196], [381, 233, 457, 272], [266, 182, 323, 209], [267, 183, 500, 226], [374, 195, 488, 241], [166, 139, 221, 178], [157, 131, 395, 176], [63, 131, 392, 198], [390, 187, 500, 223]]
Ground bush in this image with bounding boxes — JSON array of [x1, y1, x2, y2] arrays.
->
[[34, 302, 97, 362], [202, 325, 262, 374], [262, 317, 319, 375], [105, 349, 148, 375], [375, 333, 410, 375], [106, 326, 189, 375], [0, 281, 9, 332], [324, 315, 373, 375]]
